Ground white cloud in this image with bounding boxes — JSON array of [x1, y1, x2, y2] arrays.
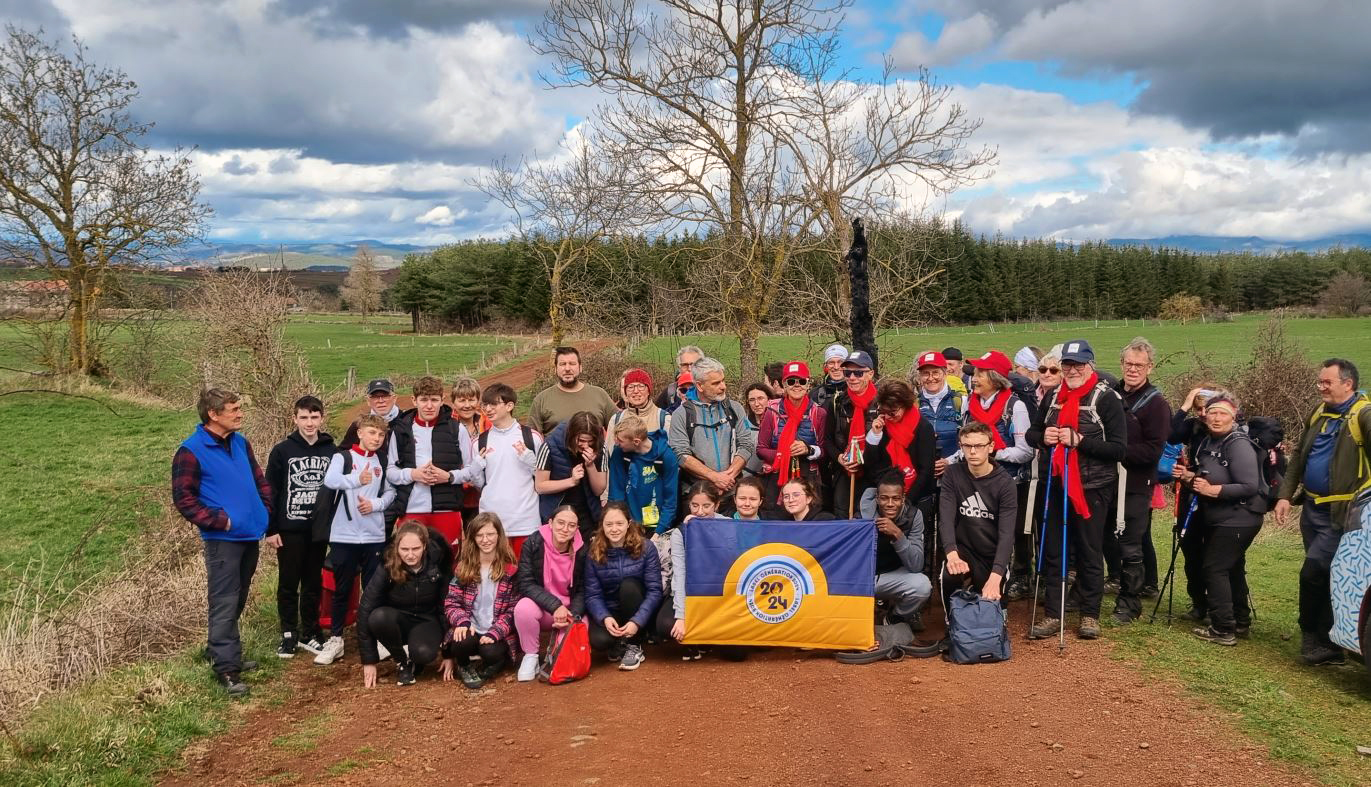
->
[[890, 13, 995, 68], [416, 205, 457, 226]]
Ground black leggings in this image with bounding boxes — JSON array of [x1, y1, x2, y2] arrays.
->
[[589, 577, 648, 650], [366, 607, 444, 666], [445, 632, 510, 670]]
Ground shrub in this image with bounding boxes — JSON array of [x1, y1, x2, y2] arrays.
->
[[1158, 293, 1204, 323], [1317, 270, 1371, 316]]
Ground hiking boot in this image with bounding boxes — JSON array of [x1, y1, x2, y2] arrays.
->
[[619, 644, 645, 671], [1299, 632, 1346, 666], [1192, 626, 1237, 646], [1178, 607, 1207, 623], [478, 662, 504, 682], [607, 643, 625, 662], [216, 671, 249, 698], [276, 632, 298, 659], [313, 636, 344, 666], [1078, 617, 1101, 640], [1004, 577, 1030, 602], [1027, 617, 1061, 640], [241, 660, 259, 673], [298, 635, 325, 656], [395, 660, 416, 686], [1103, 577, 1121, 595], [458, 664, 484, 689], [1234, 623, 1251, 639], [517, 653, 539, 682], [1141, 585, 1159, 599], [1111, 610, 1137, 626]]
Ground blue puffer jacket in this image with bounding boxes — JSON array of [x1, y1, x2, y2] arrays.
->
[[584, 543, 663, 629]]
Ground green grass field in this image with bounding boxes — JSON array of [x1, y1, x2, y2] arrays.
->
[[1110, 520, 1371, 787], [631, 314, 1371, 390]]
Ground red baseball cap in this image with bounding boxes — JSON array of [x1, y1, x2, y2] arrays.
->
[[916, 350, 947, 370], [782, 360, 810, 379], [968, 350, 1012, 378], [675, 371, 694, 388]]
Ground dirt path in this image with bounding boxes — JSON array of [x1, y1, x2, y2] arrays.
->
[[340, 338, 619, 426], [163, 606, 1308, 787]]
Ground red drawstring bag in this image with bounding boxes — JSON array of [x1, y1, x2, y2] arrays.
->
[[538, 618, 591, 685]]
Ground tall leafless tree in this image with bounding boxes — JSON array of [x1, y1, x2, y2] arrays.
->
[[0, 27, 209, 375], [342, 244, 383, 321], [534, 0, 994, 379]]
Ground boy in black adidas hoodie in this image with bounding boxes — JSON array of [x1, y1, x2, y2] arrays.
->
[[938, 421, 1018, 606], [265, 396, 336, 658]]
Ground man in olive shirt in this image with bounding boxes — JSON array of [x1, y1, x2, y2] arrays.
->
[[528, 346, 618, 435]]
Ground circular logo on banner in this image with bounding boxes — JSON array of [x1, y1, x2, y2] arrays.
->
[[738, 557, 812, 624]]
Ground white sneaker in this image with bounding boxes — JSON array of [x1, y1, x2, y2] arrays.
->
[[516, 653, 539, 682], [313, 635, 345, 666], [376, 641, 390, 661]]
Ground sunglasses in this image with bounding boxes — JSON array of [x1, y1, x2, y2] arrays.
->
[[1037, 367, 1061, 374], [842, 368, 869, 378], [783, 377, 807, 387]]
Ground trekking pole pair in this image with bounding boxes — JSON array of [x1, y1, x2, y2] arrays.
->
[[1029, 444, 1073, 654], [1150, 486, 1200, 625]]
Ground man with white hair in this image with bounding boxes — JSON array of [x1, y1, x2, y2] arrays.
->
[[655, 345, 705, 411], [667, 357, 756, 500]]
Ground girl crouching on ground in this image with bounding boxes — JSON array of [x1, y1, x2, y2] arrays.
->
[[442, 513, 519, 689], [512, 506, 587, 681], [584, 502, 662, 670], [356, 521, 453, 688]]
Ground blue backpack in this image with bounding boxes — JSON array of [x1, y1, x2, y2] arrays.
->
[[947, 589, 1011, 664]]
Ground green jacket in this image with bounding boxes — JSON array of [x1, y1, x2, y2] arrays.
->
[[1277, 394, 1371, 530]]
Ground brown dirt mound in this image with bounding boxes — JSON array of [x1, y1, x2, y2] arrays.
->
[[161, 607, 1307, 787]]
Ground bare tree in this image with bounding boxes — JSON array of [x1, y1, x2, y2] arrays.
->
[[534, 0, 994, 379], [341, 244, 383, 321], [0, 27, 209, 375], [478, 131, 647, 344]]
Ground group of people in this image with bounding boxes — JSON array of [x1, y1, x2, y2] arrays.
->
[[172, 339, 1370, 696]]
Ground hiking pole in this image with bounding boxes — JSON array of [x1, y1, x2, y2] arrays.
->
[[1028, 460, 1054, 633], [1150, 488, 1199, 624], [1059, 445, 1070, 655]]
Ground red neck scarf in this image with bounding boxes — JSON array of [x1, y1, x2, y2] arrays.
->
[[884, 409, 922, 492], [846, 383, 877, 444], [1051, 372, 1098, 519], [775, 396, 810, 489], [969, 389, 1012, 450]]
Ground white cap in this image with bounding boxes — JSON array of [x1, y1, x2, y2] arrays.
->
[[823, 344, 849, 363]]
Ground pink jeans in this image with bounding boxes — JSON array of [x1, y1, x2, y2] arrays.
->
[[514, 597, 556, 655]]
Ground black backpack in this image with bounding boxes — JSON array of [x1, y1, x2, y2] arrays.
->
[[477, 424, 537, 454], [1202, 430, 1279, 514], [682, 399, 740, 444], [311, 449, 389, 541]]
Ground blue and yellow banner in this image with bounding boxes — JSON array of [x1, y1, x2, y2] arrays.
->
[[683, 518, 875, 650]]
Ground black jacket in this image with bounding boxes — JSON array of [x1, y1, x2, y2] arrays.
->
[[862, 418, 937, 504], [264, 430, 336, 536], [515, 530, 588, 617], [1116, 381, 1172, 495], [1026, 379, 1128, 490], [1189, 429, 1267, 528], [822, 387, 881, 487], [389, 404, 467, 515], [355, 527, 453, 665], [795, 508, 836, 522]]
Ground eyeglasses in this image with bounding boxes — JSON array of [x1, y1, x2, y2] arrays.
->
[[1037, 367, 1060, 374], [842, 368, 869, 378], [917, 369, 944, 378], [1122, 362, 1151, 370], [625, 383, 649, 392], [781, 492, 807, 501], [784, 377, 807, 387], [959, 442, 992, 451]]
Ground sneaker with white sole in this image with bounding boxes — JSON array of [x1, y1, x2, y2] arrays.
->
[[313, 635, 345, 666], [276, 632, 297, 659], [618, 644, 645, 671], [298, 635, 325, 656], [517, 653, 539, 682]]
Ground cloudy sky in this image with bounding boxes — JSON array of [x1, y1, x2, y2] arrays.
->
[[9, 0, 1369, 245]]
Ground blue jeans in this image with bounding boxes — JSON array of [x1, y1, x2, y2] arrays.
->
[[205, 539, 260, 676]]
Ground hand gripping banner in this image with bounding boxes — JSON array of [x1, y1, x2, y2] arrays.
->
[[683, 518, 875, 650]]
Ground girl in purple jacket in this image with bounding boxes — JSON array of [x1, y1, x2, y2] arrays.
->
[[584, 502, 662, 671]]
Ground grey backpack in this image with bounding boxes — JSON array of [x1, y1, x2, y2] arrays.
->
[[947, 589, 1011, 664]]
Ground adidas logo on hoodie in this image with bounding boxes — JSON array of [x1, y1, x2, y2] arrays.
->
[[959, 491, 993, 520]]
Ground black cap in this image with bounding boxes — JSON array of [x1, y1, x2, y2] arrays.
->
[[1059, 339, 1095, 364], [366, 378, 394, 395], [942, 347, 963, 360]]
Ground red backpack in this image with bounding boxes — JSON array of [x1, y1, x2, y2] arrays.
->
[[538, 618, 591, 685]]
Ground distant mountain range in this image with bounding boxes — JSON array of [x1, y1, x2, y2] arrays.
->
[[1103, 234, 1371, 254], [171, 240, 428, 270]]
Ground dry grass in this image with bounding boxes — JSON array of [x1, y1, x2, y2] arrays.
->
[[0, 505, 208, 728]]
